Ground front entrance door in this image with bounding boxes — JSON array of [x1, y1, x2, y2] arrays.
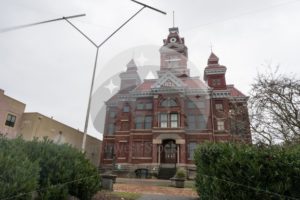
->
[[161, 139, 177, 163]]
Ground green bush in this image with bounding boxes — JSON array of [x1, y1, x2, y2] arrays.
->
[[0, 136, 101, 200], [194, 142, 300, 200], [0, 137, 39, 200], [24, 138, 101, 200], [175, 168, 186, 179]]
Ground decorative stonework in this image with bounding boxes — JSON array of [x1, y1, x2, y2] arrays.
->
[[151, 71, 186, 89]]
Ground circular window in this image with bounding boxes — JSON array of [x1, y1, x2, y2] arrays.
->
[[170, 37, 177, 43]]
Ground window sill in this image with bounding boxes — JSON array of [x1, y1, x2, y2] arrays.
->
[[132, 157, 152, 159]]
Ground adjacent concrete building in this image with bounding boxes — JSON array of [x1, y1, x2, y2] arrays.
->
[[0, 89, 26, 139], [19, 112, 101, 166], [0, 89, 102, 166]]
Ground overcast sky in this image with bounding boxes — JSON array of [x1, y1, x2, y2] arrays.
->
[[1, 0, 300, 140]]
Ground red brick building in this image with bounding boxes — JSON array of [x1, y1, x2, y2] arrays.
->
[[100, 27, 251, 177]]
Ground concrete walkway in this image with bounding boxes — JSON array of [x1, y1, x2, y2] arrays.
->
[[138, 194, 198, 200]]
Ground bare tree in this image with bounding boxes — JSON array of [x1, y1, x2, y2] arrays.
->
[[249, 67, 300, 145]]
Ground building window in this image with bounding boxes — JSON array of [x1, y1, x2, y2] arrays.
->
[[144, 116, 152, 129], [133, 141, 143, 157], [187, 101, 196, 108], [121, 122, 129, 131], [160, 98, 177, 107], [135, 116, 143, 129], [109, 111, 116, 118], [230, 120, 246, 135], [133, 141, 152, 157], [118, 142, 128, 157], [160, 113, 180, 128], [196, 101, 205, 109], [144, 141, 152, 157], [145, 103, 153, 110], [160, 113, 168, 128], [136, 103, 144, 110], [215, 103, 223, 111], [123, 105, 130, 112], [104, 143, 114, 159], [217, 120, 225, 131], [188, 114, 207, 130], [187, 100, 204, 109], [212, 79, 221, 86], [199, 115, 207, 129], [108, 123, 115, 135], [170, 113, 178, 128], [187, 142, 197, 160], [5, 114, 16, 127], [187, 115, 196, 129]]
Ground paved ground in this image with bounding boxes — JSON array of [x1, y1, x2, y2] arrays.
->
[[137, 194, 198, 200]]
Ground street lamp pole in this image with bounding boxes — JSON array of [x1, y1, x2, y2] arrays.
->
[[0, 14, 86, 33], [64, 0, 166, 151]]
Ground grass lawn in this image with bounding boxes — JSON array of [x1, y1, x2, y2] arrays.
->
[[93, 191, 141, 200], [114, 192, 141, 199], [151, 180, 196, 189]]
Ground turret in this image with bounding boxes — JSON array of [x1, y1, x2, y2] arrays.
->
[[119, 59, 141, 91], [204, 52, 227, 90]]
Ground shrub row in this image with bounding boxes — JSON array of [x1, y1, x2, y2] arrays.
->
[[0, 136, 101, 200], [194, 142, 300, 200]]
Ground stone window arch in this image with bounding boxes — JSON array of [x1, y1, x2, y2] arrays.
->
[[160, 98, 178, 107]]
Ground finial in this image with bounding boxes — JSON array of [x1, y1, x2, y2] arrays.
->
[[210, 42, 213, 53], [173, 11, 175, 27], [132, 49, 135, 59]]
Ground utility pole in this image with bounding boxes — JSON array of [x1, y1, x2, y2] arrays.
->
[[63, 0, 166, 151]]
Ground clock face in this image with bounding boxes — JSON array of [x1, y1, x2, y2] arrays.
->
[[170, 37, 177, 43]]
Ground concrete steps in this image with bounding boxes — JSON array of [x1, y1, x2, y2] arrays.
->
[[158, 166, 176, 179]]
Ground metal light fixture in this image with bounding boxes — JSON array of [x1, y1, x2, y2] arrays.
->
[[62, 0, 166, 151]]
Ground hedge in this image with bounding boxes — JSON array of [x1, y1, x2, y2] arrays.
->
[[0, 136, 101, 200], [194, 142, 300, 200], [0, 137, 39, 200]]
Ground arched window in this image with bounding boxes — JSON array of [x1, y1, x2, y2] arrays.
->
[[160, 98, 178, 107]]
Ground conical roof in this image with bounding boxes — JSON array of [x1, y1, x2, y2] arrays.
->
[[207, 52, 219, 65], [126, 59, 137, 70]]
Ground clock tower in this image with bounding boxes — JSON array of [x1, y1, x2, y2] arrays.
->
[[158, 27, 189, 77]]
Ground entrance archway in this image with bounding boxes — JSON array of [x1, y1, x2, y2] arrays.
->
[[161, 139, 177, 163]]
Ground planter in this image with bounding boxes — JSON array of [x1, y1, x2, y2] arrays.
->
[[101, 174, 117, 191], [170, 177, 185, 188]]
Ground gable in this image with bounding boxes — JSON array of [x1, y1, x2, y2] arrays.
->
[[151, 71, 186, 89]]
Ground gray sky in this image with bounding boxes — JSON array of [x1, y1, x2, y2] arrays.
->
[[1, 0, 300, 139]]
